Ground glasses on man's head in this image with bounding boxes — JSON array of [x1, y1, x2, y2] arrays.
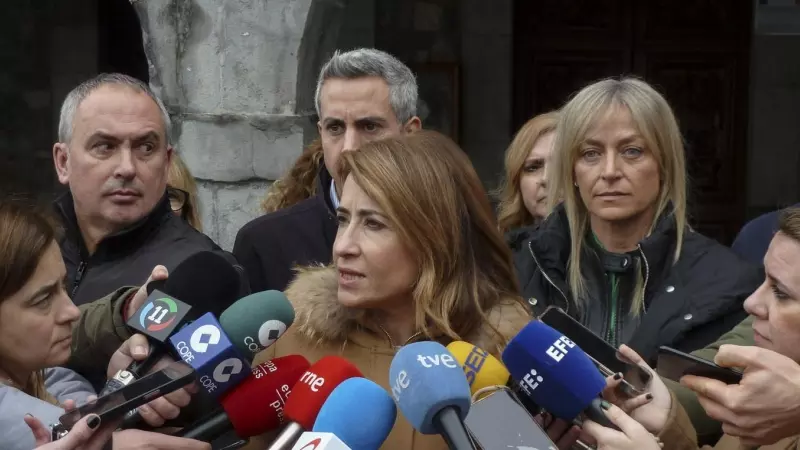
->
[[167, 186, 189, 212]]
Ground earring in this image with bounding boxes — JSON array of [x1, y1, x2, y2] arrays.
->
[[573, 182, 578, 187]]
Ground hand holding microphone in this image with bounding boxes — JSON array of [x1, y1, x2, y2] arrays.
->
[[601, 345, 671, 435], [581, 402, 664, 450], [26, 412, 212, 450], [502, 320, 620, 431]]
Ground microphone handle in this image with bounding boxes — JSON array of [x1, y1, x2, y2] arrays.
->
[[433, 407, 476, 450], [174, 412, 232, 441], [266, 422, 304, 450], [128, 344, 163, 377]]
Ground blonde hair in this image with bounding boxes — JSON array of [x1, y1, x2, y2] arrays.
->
[[496, 111, 559, 232], [548, 77, 687, 314], [338, 130, 527, 343], [167, 153, 202, 231], [261, 139, 325, 213]]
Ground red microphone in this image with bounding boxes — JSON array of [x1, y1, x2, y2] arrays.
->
[[175, 355, 310, 441], [266, 356, 363, 450]]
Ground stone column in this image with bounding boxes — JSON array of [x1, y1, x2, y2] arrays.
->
[[133, 0, 347, 250]]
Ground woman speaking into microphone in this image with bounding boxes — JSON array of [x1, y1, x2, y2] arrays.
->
[[248, 130, 532, 450]]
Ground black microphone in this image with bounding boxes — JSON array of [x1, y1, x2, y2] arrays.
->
[[99, 251, 241, 396]]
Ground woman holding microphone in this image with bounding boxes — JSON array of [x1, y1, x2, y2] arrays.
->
[[0, 200, 209, 450], [581, 209, 800, 450]]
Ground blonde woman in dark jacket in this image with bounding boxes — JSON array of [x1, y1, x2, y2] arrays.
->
[[511, 77, 762, 364]]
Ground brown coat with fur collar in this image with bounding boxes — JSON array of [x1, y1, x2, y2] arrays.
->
[[242, 265, 532, 450]]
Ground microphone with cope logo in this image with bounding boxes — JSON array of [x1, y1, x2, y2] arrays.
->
[[389, 341, 476, 450], [167, 290, 296, 399], [168, 312, 250, 398], [501, 320, 618, 429], [267, 356, 363, 450], [310, 377, 397, 450], [175, 355, 310, 441], [220, 290, 296, 358]]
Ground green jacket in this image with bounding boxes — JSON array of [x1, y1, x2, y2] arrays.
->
[[665, 315, 755, 445], [68, 286, 138, 381]]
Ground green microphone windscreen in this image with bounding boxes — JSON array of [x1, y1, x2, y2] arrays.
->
[[219, 290, 295, 359]]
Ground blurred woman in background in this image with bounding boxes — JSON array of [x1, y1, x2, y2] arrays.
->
[[260, 139, 325, 214], [247, 130, 532, 450], [496, 111, 559, 233], [167, 153, 202, 231], [511, 77, 761, 363]]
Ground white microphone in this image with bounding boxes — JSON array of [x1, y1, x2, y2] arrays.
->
[[289, 432, 352, 450]]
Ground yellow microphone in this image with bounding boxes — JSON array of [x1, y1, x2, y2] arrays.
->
[[446, 341, 511, 395]]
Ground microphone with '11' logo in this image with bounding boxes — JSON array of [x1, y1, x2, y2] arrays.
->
[[102, 251, 241, 396], [389, 341, 475, 450], [501, 320, 618, 430], [168, 312, 250, 399], [267, 356, 363, 450]]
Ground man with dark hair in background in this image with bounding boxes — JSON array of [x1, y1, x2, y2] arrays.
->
[[233, 48, 422, 292]]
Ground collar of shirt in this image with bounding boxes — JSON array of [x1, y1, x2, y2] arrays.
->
[[330, 180, 340, 210]]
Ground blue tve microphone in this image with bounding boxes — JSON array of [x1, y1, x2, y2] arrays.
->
[[168, 312, 251, 399], [501, 320, 617, 429], [313, 377, 396, 450], [389, 341, 475, 450]]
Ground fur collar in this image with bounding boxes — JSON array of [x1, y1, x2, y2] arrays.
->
[[285, 265, 530, 354]]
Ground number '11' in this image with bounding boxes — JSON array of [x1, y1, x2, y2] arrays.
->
[[148, 306, 169, 324]]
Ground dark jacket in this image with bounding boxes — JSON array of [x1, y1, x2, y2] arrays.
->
[[731, 203, 800, 265], [233, 165, 338, 292], [56, 192, 243, 306], [509, 204, 763, 364]]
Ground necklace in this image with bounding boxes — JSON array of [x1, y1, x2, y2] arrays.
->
[[377, 323, 423, 349]]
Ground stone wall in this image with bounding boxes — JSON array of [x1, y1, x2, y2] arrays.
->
[[134, 0, 347, 250]]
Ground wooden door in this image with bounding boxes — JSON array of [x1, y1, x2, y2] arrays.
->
[[513, 0, 753, 244]]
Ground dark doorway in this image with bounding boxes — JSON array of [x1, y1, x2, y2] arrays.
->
[[513, 0, 754, 244]]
